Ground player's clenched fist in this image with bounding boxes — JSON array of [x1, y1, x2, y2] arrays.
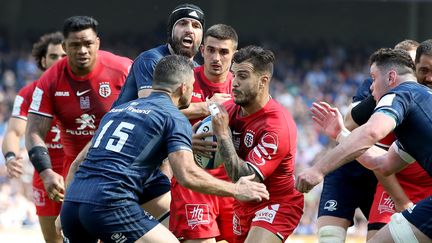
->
[[295, 168, 324, 193]]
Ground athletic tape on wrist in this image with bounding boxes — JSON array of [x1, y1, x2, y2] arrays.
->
[[28, 146, 52, 173], [208, 103, 220, 116], [336, 129, 350, 143]]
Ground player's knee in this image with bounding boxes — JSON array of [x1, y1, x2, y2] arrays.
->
[[388, 213, 419, 243], [318, 225, 346, 243]]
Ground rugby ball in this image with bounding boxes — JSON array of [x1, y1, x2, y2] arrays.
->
[[194, 115, 224, 169]]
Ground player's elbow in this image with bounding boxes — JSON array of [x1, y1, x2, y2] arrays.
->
[[361, 125, 383, 144]]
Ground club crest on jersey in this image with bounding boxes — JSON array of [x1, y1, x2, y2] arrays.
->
[[99, 82, 111, 98], [244, 131, 254, 148]]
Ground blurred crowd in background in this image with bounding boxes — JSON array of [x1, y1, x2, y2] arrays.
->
[[0, 33, 378, 237]]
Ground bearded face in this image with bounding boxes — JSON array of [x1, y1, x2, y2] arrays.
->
[[169, 18, 203, 58]]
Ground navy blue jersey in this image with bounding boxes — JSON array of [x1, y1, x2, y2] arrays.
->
[[112, 45, 170, 106], [352, 78, 373, 103], [65, 92, 192, 206], [113, 45, 199, 107], [374, 82, 432, 175]]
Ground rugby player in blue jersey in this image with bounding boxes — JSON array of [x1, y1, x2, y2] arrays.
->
[[113, 3, 205, 226], [60, 55, 269, 243], [297, 48, 432, 242]]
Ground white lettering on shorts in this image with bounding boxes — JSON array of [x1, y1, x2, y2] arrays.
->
[[252, 204, 279, 224], [233, 212, 241, 235], [378, 191, 396, 214], [33, 187, 45, 206], [185, 204, 210, 229]]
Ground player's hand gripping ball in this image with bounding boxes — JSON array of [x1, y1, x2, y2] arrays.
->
[[194, 104, 227, 169]]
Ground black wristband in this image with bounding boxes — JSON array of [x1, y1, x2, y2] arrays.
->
[[4, 151, 16, 162], [351, 95, 376, 126], [28, 146, 52, 173]]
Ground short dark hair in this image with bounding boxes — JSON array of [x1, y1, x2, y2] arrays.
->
[[31, 32, 64, 71], [204, 24, 238, 49], [394, 39, 419, 52], [369, 48, 416, 75], [153, 55, 194, 92], [415, 39, 432, 64], [63, 16, 98, 38], [233, 45, 275, 76]]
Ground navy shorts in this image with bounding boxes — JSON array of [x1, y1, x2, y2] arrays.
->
[[61, 201, 159, 243], [138, 169, 171, 204], [402, 196, 432, 239], [318, 161, 377, 225]]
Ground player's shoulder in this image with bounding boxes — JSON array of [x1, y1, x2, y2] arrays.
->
[[265, 99, 296, 129], [137, 44, 169, 62], [98, 50, 132, 72]]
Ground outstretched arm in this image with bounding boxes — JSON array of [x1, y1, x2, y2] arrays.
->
[[169, 149, 269, 202], [296, 102, 395, 193]]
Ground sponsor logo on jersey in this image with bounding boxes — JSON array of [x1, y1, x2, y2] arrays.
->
[[76, 89, 91, 97], [378, 191, 395, 214], [233, 213, 242, 235], [33, 187, 45, 206], [324, 200, 338, 211], [192, 92, 202, 99], [244, 130, 254, 148], [80, 96, 90, 110], [110, 233, 127, 243], [12, 95, 24, 116], [30, 87, 44, 111], [248, 132, 279, 166], [76, 114, 96, 130], [99, 82, 111, 98], [233, 136, 241, 150], [55, 91, 70, 97], [185, 204, 210, 229], [252, 204, 279, 224]]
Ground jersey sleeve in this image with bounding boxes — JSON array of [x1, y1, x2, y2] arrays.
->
[[245, 130, 290, 181], [112, 73, 139, 107], [29, 72, 55, 118], [132, 55, 158, 91], [11, 85, 32, 120], [374, 91, 409, 126], [166, 115, 193, 154]]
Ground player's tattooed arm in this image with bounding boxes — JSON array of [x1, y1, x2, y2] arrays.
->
[[25, 113, 53, 149], [218, 135, 261, 183]]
